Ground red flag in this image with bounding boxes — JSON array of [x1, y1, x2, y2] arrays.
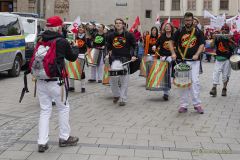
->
[[130, 16, 140, 32]]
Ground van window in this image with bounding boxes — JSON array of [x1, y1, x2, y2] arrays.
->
[[22, 18, 36, 34], [0, 15, 21, 36]]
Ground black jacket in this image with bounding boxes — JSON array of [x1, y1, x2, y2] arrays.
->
[[41, 31, 78, 62], [40, 31, 78, 77]]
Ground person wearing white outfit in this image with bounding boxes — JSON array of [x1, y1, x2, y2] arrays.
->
[[169, 12, 205, 114], [88, 24, 106, 83], [107, 18, 137, 106], [210, 25, 236, 97], [30, 16, 79, 152]]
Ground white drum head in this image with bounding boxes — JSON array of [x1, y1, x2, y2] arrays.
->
[[230, 55, 240, 63], [111, 60, 124, 70]]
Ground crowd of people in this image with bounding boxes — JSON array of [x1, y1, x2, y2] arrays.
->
[[23, 11, 238, 153]]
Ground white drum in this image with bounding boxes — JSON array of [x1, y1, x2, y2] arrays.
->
[[230, 54, 240, 70]]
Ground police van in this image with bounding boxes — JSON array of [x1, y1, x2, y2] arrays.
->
[[0, 13, 26, 77]]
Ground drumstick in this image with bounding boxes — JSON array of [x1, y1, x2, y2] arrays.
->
[[122, 58, 138, 66]]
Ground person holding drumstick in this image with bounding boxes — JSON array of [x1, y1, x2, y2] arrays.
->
[[155, 23, 174, 101], [169, 12, 205, 114], [209, 24, 236, 97], [106, 18, 137, 106]]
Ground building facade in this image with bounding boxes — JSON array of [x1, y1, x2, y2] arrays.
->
[[1, 0, 239, 30]]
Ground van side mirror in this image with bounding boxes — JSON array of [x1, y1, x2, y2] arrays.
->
[[27, 19, 34, 23]]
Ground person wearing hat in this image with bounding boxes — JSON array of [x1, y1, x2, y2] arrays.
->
[[35, 16, 79, 152], [210, 24, 236, 97]]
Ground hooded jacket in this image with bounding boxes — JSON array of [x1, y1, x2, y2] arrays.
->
[[41, 30, 78, 62]]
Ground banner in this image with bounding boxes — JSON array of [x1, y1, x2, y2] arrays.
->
[[68, 16, 81, 34], [129, 16, 140, 32]]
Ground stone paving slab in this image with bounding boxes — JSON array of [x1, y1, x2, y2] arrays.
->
[[0, 62, 240, 159]]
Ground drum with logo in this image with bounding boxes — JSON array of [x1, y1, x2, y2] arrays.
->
[[230, 54, 240, 70], [173, 63, 192, 88], [85, 48, 101, 66], [65, 54, 85, 80], [139, 54, 155, 77], [109, 60, 127, 77], [146, 59, 170, 91]]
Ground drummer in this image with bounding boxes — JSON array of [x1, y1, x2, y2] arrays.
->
[[88, 24, 106, 83], [144, 26, 159, 56], [209, 24, 236, 97], [155, 23, 174, 101], [69, 24, 91, 93], [107, 18, 137, 106], [169, 12, 205, 114]]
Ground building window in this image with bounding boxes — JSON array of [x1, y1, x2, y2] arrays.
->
[[172, 0, 180, 10], [0, 1, 14, 12], [160, 0, 164, 10], [220, 0, 229, 10], [187, 0, 196, 10], [145, 10, 152, 18], [203, 0, 212, 10]]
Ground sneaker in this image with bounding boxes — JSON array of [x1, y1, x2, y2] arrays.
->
[[163, 94, 169, 101], [119, 101, 126, 106], [68, 87, 75, 92], [221, 88, 227, 96], [88, 79, 96, 83], [59, 136, 79, 147], [98, 80, 102, 83], [38, 144, 49, 153], [113, 97, 120, 104], [210, 87, 217, 97], [81, 88, 86, 93], [178, 107, 188, 113], [194, 105, 204, 114]]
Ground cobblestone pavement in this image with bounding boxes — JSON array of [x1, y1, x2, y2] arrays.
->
[[0, 61, 240, 160]]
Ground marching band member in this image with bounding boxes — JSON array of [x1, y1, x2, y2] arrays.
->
[[144, 26, 159, 55], [69, 24, 91, 93], [210, 25, 236, 97], [107, 18, 137, 106], [169, 12, 205, 114], [155, 23, 174, 101], [88, 24, 106, 83]]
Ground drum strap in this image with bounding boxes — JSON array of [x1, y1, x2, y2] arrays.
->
[[178, 28, 196, 60], [144, 35, 150, 55]]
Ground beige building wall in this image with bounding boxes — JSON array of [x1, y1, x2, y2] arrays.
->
[[14, 0, 30, 12], [12, 0, 240, 31]]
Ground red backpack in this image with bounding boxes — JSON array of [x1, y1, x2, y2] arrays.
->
[[29, 38, 65, 79], [19, 38, 68, 103]]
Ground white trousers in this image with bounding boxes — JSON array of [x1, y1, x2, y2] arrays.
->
[[213, 60, 231, 85], [90, 54, 104, 81], [110, 74, 129, 103], [37, 80, 70, 145], [179, 61, 201, 108]]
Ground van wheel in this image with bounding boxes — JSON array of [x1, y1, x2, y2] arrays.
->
[[8, 56, 21, 77]]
